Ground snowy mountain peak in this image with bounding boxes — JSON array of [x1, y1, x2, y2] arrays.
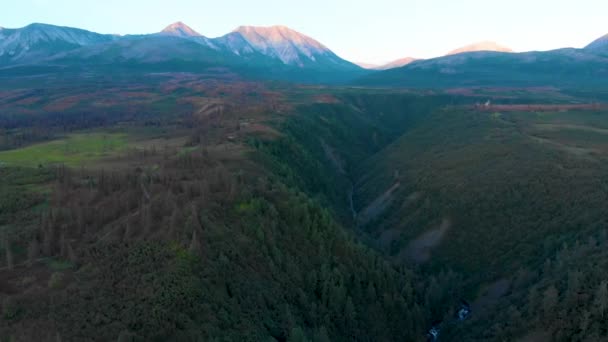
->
[[447, 41, 513, 55], [161, 22, 202, 37], [234, 25, 328, 50], [0, 22, 360, 75], [0, 23, 115, 63], [232, 25, 331, 65]]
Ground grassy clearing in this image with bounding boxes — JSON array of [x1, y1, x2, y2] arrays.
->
[[0, 133, 128, 167], [513, 111, 608, 157]]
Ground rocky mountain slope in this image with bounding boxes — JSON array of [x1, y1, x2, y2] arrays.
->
[[0, 22, 363, 82], [160, 21, 203, 37], [0, 23, 116, 64]]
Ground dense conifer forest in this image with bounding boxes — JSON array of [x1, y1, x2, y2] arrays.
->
[[1, 74, 608, 341]]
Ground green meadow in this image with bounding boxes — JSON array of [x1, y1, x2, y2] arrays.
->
[[0, 133, 128, 167]]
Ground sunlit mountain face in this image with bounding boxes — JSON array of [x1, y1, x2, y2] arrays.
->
[[160, 21, 203, 37], [0, 22, 365, 83], [446, 41, 514, 55]]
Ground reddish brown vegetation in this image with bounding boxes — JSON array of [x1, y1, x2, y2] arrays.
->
[[473, 103, 607, 112], [314, 94, 341, 104]]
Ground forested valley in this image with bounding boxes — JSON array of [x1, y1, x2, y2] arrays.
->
[[1, 74, 608, 341]]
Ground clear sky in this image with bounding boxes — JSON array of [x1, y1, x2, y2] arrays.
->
[[2, 0, 607, 64]]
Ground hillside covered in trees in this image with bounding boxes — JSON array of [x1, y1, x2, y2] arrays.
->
[[1, 73, 608, 341]]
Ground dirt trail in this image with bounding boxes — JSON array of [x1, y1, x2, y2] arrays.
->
[[320, 139, 346, 175], [357, 182, 400, 226], [403, 218, 451, 264]]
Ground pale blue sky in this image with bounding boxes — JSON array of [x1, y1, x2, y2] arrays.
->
[[2, 0, 607, 64]]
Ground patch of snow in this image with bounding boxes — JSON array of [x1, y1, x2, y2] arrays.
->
[[160, 22, 202, 38], [232, 25, 332, 65], [0, 23, 116, 63]]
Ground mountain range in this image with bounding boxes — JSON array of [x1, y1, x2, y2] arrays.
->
[[0, 23, 117, 64], [358, 38, 608, 87], [1, 22, 608, 86], [357, 57, 418, 70], [361, 41, 512, 71], [0, 22, 364, 83]]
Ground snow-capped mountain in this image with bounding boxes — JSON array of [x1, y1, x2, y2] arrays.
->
[[229, 25, 357, 69], [157, 22, 216, 49], [160, 22, 202, 37], [213, 32, 258, 56], [0, 22, 365, 83], [0, 22, 360, 70], [446, 41, 513, 56], [0, 23, 116, 64]]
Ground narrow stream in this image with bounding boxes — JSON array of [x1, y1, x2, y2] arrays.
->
[[348, 182, 357, 221]]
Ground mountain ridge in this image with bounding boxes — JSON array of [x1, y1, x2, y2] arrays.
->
[[0, 23, 117, 64], [3, 22, 608, 86], [585, 33, 608, 52], [0, 22, 364, 83], [231, 25, 340, 67], [446, 41, 513, 55], [376, 57, 418, 70], [160, 22, 202, 37], [356, 47, 608, 87]]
